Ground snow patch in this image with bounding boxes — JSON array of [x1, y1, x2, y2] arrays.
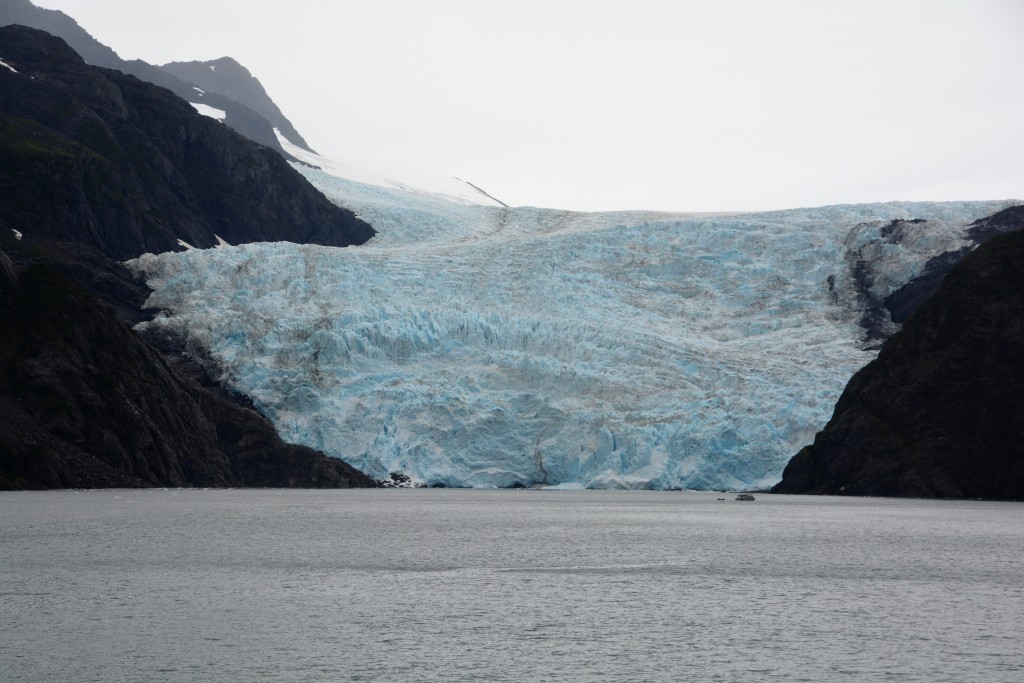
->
[[175, 238, 195, 250], [214, 234, 231, 248], [273, 128, 505, 208], [11, 229, 22, 240], [0, 58, 18, 73], [190, 103, 226, 120], [192, 86, 205, 95]]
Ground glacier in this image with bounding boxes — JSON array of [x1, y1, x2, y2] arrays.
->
[[126, 169, 1015, 489]]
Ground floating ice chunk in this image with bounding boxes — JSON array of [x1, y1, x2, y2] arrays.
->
[[543, 482, 587, 491], [189, 102, 226, 120]]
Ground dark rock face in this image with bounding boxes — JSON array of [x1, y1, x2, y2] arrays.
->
[[0, 0, 305, 159], [773, 227, 1024, 500], [884, 246, 972, 325], [966, 204, 1024, 243], [884, 205, 1024, 325], [161, 56, 313, 151], [0, 25, 378, 490], [842, 208, 1024, 346], [0, 25, 373, 261], [0, 252, 376, 490]]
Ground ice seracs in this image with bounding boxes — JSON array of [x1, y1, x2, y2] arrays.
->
[[127, 163, 1015, 490]]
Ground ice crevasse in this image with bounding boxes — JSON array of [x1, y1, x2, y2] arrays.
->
[[127, 169, 1014, 489]]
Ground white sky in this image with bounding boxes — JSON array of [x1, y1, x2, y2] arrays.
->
[[32, 0, 1024, 212]]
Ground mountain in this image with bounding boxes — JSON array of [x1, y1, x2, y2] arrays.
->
[[0, 0, 307, 159], [2, 10, 1018, 495], [0, 0, 508, 208], [0, 25, 377, 489], [129, 155, 1021, 489], [0, 249, 375, 489], [0, 25, 373, 260], [0, 0, 120, 66], [880, 205, 1024, 330], [772, 215, 1024, 500], [160, 56, 312, 151]]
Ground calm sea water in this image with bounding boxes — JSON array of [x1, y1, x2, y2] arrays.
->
[[1, 489, 1022, 682]]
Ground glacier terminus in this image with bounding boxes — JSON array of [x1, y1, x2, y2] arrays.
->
[[127, 163, 1015, 490]]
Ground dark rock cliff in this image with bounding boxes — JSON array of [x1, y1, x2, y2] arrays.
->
[[0, 25, 378, 489], [883, 205, 1024, 326], [773, 226, 1024, 500], [0, 252, 375, 489], [0, 0, 307, 159], [0, 25, 373, 261], [161, 56, 313, 151]]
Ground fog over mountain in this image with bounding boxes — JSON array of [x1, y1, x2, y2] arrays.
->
[[26, 0, 1024, 213]]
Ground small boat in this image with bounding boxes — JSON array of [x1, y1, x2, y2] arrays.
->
[[734, 493, 755, 501]]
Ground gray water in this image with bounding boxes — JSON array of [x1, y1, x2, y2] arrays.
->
[[1, 490, 1022, 682]]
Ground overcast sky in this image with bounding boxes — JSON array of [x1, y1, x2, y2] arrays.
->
[[33, 0, 1024, 212]]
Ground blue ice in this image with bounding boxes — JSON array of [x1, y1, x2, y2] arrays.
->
[[127, 170, 1014, 489]]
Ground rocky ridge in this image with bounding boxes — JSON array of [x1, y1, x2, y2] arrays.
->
[[0, 0, 311, 159], [773, 215, 1024, 500], [161, 56, 312, 152], [0, 249, 375, 489], [0, 25, 373, 260], [0, 25, 377, 489]]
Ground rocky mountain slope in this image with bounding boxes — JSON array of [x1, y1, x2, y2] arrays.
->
[[773, 217, 1024, 500], [161, 56, 312, 151], [0, 0, 310, 158], [0, 25, 377, 489], [0, 25, 373, 260], [0, 247, 375, 489]]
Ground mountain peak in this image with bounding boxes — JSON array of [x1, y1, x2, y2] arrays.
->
[[0, 22, 84, 66], [0, 0, 120, 67], [0, 22, 373, 259], [1, 0, 312, 156], [161, 55, 312, 151]]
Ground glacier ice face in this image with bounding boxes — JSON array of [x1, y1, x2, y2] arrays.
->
[[126, 173, 1014, 489]]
